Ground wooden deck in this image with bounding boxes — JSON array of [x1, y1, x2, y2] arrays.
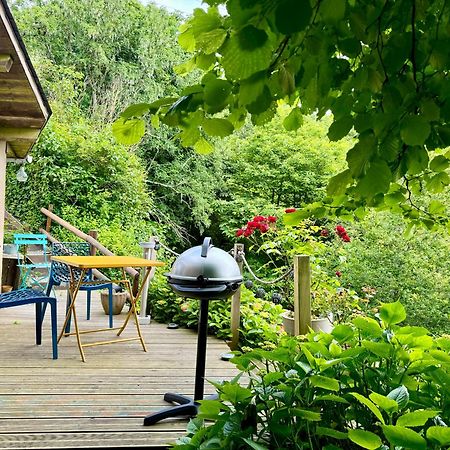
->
[[0, 290, 238, 449]]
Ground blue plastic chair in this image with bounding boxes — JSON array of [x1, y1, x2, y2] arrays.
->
[[14, 233, 51, 290], [46, 242, 113, 332], [0, 289, 57, 359]]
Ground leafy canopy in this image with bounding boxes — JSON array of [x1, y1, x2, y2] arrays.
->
[[113, 0, 450, 230]]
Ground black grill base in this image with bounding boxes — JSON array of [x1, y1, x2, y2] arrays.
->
[[143, 299, 212, 426]]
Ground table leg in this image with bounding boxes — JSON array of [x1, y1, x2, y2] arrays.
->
[[58, 268, 87, 362], [116, 267, 148, 352]]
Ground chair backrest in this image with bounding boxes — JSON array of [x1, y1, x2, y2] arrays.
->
[[50, 242, 91, 284], [14, 233, 49, 265]]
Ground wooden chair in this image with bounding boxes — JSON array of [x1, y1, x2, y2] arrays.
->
[[0, 289, 57, 359], [46, 242, 113, 332]]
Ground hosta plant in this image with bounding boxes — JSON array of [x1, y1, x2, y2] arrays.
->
[[173, 302, 450, 449]]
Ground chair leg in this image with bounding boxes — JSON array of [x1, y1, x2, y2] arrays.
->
[[65, 289, 72, 334], [108, 285, 113, 329], [86, 290, 91, 321], [50, 300, 58, 359], [35, 302, 42, 345]]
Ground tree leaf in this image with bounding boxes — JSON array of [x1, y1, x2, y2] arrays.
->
[[328, 116, 353, 141], [202, 118, 234, 137], [275, 0, 312, 35], [283, 108, 303, 131], [348, 429, 383, 450], [119, 103, 151, 119], [326, 169, 352, 196], [382, 425, 427, 450], [356, 161, 392, 198], [429, 155, 449, 172], [397, 410, 440, 427], [194, 137, 214, 155], [111, 117, 145, 145], [400, 116, 431, 146], [379, 301, 406, 326]]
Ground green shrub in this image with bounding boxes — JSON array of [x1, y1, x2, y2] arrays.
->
[[174, 302, 450, 449]]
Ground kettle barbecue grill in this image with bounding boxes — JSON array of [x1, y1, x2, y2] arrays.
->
[[143, 237, 242, 425]]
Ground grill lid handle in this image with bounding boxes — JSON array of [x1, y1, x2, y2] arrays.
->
[[201, 237, 212, 257]]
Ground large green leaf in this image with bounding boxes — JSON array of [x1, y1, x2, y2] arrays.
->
[[316, 427, 347, 440], [400, 116, 431, 146], [356, 160, 392, 198], [362, 341, 393, 359], [382, 425, 427, 449], [326, 169, 352, 196], [194, 137, 214, 155], [387, 385, 409, 409], [290, 408, 321, 421], [112, 118, 145, 145], [350, 393, 385, 424], [397, 410, 440, 427], [119, 103, 151, 119], [283, 108, 303, 131], [220, 383, 252, 403], [369, 392, 398, 414], [237, 25, 268, 51], [202, 118, 234, 137], [196, 28, 227, 54], [348, 429, 382, 450], [426, 426, 450, 446], [346, 133, 376, 177], [309, 375, 340, 392], [352, 317, 383, 337], [221, 31, 272, 80], [328, 116, 353, 141], [379, 301, 406, 326]]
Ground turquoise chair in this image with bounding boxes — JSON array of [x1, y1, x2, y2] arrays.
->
[[13, 233, 51, 291]]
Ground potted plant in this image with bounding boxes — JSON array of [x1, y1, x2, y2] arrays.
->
[[100, 289, 128, 315], [2, 231, 17, 254]]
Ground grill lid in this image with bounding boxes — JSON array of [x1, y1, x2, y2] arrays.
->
[[166, 237, 242, 283]]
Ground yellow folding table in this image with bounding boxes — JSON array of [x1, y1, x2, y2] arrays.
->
[[51, 255, 164, 362]]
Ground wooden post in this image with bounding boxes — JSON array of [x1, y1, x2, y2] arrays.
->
[[45, 204, 53, 233], [139, 237, 158, 322], [229, 243, 244, 350], [88, 230, 98, 256], [0, 141, 6, 286], [293, 255, 311, 335]]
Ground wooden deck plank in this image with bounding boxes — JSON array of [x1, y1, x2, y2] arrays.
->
[[0, 291, 238, 448]]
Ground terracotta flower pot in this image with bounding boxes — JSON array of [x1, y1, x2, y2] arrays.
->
[[100, 291, 127, 315]]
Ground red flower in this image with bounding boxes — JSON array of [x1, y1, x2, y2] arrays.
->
[[243, 228, 253, 237], [267, 216, 277, 223], [247, 221, 258, 229], [320, 229, 329, 237], [253, 215, 265, 222], [335, 225, 346, 236], [285, 208, 296, 213], [341, 233, 351, 242], [335, 271, 342, 277], [259, 223, 270, 233], [236, 228, 244, 237]]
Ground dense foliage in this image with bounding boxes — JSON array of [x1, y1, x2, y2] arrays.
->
[[114, 0, 450, 232], [175, 303, 450, 449]]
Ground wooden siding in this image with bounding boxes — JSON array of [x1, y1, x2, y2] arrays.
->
[[0, 290, 237, 448]]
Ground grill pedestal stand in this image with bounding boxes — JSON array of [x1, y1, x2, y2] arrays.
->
[[143, 298, 213, 425]]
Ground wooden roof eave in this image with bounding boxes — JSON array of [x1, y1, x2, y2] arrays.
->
[[0, 0, 51, 159]]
